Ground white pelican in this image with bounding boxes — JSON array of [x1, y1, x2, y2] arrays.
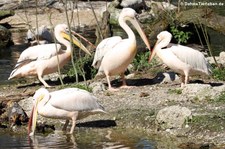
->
[[148, 31, 212, 87], [92, 8, 151, 91], [28, 88, 105, 136], [8, 24, 91, 87]]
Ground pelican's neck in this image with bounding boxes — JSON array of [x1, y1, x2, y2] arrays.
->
[[55, 31, 72, 53], [119, 17, 136, 44], [37, 92, 50, 110], [156, 37, 171, 52]]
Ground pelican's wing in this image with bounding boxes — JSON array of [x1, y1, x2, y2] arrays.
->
[[92, 36, 122, 68], [169, 44, 212, 74], [16, 43, 62, 65], [49, 88, 104, 112]]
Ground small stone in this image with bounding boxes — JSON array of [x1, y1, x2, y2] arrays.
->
[[89, 82, 106, 93], [139, 92, 149, 97]]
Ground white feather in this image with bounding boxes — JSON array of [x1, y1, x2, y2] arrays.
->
[[49, 88, 104, 112], [168, 44, 212, 75], [92, 36, 122, 68], [17, 44, 62, 63]]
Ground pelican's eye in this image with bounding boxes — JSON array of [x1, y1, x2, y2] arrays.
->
[[65, 27, 69, 32], [135, 14, 139, 19]]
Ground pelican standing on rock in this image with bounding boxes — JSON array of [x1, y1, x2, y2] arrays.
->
[[28, 88, 106, 136], [8, 24, 91, 87], [148, 31, 212, 87], [92, 8, 151, 91]]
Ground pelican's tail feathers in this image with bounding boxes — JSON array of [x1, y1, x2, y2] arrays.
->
[[8, 68, 18, 80]]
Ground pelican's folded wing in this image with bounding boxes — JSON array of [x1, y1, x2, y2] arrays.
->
[[49, 88, 103, 111], [92, 36, 122, 68], [16, 44, 62, 64], [170, 44, 212, 74]]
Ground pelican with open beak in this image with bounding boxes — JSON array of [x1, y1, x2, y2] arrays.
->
[[8, 24, 91, 87]]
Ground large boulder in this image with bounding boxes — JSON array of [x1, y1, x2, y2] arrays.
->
[[182, 84, 225, 101], [207, 52, 225, 66], [156, 105, 192, 130]]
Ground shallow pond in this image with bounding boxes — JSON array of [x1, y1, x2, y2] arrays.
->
[[0, 128, 159, 149]]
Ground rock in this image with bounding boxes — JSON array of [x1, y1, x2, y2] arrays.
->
[[176, 8, 225, 35], [207, 52, 225, 66], [8, 102, 28, 126], [120, 0, 148, 12], [109, 0, 147, 11], [95, 10, 112, 45], [156, 105, 192, 130], [182, 84, 212, 100], [18, 97, 33, 116], [0, 25, 12, 48], [27, 25, 53, 45], [182, 84, 225, 101], [153, 72, 180, 84], [89, 82, 106, 93], [219, 52, 225, 65], [0, 10, 14, 20], [0, 0, 58, 10]]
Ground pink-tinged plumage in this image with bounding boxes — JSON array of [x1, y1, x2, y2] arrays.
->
[[8, 24, 90, 87], [149, 31, 212, 87], [92, 8, 151, 91], [28, 88, 105, 136]]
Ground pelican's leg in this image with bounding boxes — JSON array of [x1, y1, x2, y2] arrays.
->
[[180, 75, 185, 88], [120, 73, 131, 89], [62, 119, 69, 131], [181, 70, 189, 88], [106, 73, 118, 91], [184, 73, 189, 85], [69, 113, 78, 134], [37, 73, 51, 88]]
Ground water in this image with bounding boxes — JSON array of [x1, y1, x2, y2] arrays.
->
[[0, 31, 29, 85], [0, 129, 157, 149]]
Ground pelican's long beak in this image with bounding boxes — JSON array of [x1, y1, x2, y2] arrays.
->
[[130, 18, 151, 51], [28, 100, 39, 136], [148, 38, 161, 63], [61, 31, 91, 55]]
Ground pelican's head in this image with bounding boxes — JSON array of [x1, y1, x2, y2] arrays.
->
[[28, 88, 49, 136], [148, 31, 172, 63], [119, 8, 151, 52], [120, 7, 137, 19], [54, 24, 91, 55]]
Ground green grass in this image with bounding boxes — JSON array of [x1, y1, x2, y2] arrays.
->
[[212, 67, 225, 81], [167, 88, 182, 94], [214, 91, 225, 103], [133, 51, 151, 71], [190, 115, 225, 132]]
